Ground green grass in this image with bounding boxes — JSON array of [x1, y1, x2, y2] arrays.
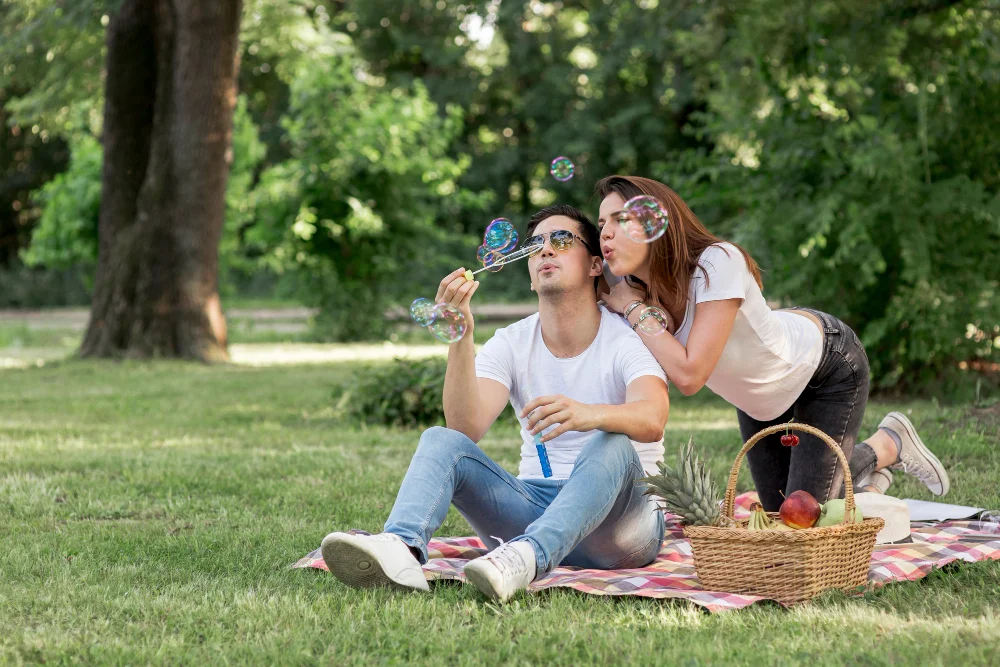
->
[[2, 359, 999, 665]]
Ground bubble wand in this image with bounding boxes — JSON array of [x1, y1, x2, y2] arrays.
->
[[465, 243, 541, 277]]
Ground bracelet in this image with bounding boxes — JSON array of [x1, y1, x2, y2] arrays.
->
[[632, 310, 657, 332], [622, 300, 645, 320]]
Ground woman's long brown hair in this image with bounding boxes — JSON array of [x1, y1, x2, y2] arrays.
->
[[594, 175, 763, 317]]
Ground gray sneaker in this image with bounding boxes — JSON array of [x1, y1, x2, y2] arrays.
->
[[856, 468, 893, 494], [321, 531, 430, 592], [883, 412, 950, 497]]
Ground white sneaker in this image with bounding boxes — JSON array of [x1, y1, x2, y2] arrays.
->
[[857, 468, 893, 494], [463, 539, 536, 603], [320, 531, 430, 592], [882, 412, 950, 496]]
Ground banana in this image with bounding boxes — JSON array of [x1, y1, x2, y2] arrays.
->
[[747, 502, 773, 531]]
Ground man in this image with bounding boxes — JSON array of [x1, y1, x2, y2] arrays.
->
[[321, 204, 670, 602]]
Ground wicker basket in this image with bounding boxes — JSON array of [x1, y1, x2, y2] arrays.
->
[[683, 423, 884, 604]]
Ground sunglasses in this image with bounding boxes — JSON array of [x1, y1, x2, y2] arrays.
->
[[524, 229, 598, 256]]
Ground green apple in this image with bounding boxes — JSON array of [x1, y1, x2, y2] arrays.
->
[[816, 498, 864, 527]]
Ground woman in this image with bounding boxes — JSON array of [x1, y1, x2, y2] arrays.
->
[[595, 175, 949, 511]]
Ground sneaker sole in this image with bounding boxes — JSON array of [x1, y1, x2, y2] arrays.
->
[[321, 536, 428, 592], [463, 561, 505, 601], [884, 412, 950, 496]]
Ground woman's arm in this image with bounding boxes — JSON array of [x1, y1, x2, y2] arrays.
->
[[629, 299, 741, 395]]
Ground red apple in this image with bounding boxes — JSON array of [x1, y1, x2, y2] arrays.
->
[[779, 490, 821, 529]]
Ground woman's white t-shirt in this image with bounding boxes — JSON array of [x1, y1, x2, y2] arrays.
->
[[604, 244, 823, 421], [475, 305, 668, 479]]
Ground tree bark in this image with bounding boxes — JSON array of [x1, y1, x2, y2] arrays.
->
[[82, 0, 241, 361]]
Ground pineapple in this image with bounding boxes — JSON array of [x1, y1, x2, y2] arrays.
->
[[637, 439, 721, 526]]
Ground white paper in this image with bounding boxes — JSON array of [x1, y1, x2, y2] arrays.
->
[[903, 498, 985, 522]]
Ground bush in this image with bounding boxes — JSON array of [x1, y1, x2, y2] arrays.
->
[[339, 357, 449, 428]]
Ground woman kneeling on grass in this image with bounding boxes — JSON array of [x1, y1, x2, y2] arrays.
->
[[595, 175, 950, 512]]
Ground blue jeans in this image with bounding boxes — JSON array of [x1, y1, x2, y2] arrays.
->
[[383, 426, 665, 578]]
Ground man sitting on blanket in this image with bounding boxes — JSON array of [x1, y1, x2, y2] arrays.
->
[[321, 204, 670, 602]]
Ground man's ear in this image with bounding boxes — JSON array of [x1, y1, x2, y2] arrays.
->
[[589, 255, 603, 277]]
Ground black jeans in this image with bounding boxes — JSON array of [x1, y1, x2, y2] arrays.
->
[[737, 308, 878, 512]]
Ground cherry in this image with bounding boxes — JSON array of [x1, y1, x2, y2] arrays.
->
[[780, 434, 800, 447]]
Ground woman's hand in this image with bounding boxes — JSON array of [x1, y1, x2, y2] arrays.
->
[[599, 280, 647, 315], [521, 395, 601, 443], [434, 268, 480, 334]]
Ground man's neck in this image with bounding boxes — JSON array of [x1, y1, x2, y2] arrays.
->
[[537, 292, 602, 358]]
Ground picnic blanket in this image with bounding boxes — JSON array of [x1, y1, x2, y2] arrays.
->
[[293, 492, 1000, 612]]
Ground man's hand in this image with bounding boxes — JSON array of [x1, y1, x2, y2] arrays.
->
[[435, 267, 479, 334], [521, 395, 602, 443]]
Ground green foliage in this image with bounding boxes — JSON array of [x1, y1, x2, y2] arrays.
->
[[244, 26, 485, 339], [4, 0, 997, 389], [20, 96, 267, 287], [338, 357, 448, 427], [20, 133, 101, 270]]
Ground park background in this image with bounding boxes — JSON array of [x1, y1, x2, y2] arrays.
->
[[2, 0, 999, 664]]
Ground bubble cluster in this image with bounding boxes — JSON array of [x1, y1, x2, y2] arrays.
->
[[636, 306, 670, 336], [476, 217, 521, 273], [484, 218, 518, 251], [550, 156, 575, 182], [619, 195, 668, 243], [482, 249, 505, 272], [409, 297, 436, 327], [428, 303, 468, 343]]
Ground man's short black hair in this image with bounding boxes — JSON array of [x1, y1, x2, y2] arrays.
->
[[525, 204, 602, 258], [524, 204, 603, 291]]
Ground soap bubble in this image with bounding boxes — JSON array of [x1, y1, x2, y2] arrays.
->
[[636, 306, 670, 335], [482, 249, 505, 272], [620, 195, 668, 243], [550, 156, 575, 182], [409, 297, 436, 327], [477, 245, 490, 263], [499, 230, 519, 253], [484, 218, 516, 251], [428, 303, 468, 343]]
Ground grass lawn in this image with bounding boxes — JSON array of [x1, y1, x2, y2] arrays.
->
[[2, 357, 1000, 665]]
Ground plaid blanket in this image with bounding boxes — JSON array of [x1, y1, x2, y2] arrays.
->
[[294, 492, 1000, 612]]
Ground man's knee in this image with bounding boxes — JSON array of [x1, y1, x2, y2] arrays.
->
[[416, 426, 478, 458], [577, 432, 640, 471]]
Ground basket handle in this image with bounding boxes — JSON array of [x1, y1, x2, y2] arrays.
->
[[723, 422, 856, 524]]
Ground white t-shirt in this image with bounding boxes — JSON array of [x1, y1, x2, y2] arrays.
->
[[475, 305, 668, 480], [671, 243, 822, 420]]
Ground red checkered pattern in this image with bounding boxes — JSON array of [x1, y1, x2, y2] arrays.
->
[[295, 492, 1000, 612]]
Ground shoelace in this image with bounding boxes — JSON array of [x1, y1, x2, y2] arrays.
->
[[487, 536, 527, 577], [898, 455, 939, 485]]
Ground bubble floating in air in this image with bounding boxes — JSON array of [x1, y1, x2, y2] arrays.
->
[[620, 195, 668, 243], [550, 156, 575, 182], [428, 303, 468, 343], [409, 297, 436, 327], [636, 306, 670, 335]]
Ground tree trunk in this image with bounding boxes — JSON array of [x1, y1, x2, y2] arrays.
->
[[81, 0, 242, 361]]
